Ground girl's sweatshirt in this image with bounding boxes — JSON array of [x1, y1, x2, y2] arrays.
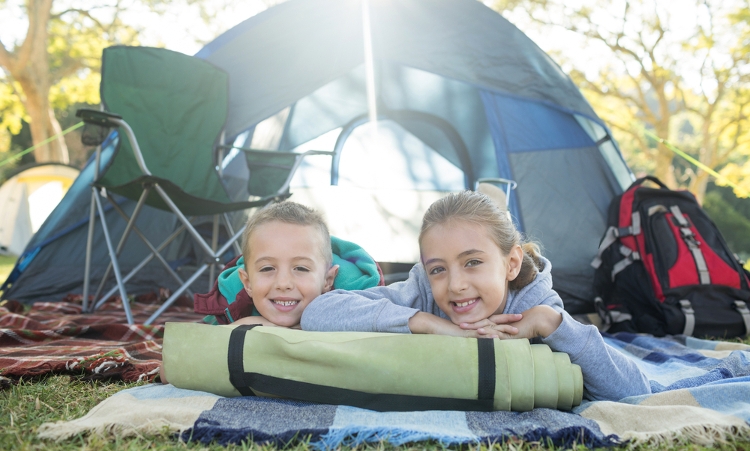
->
[[301, 257, 651, 401]]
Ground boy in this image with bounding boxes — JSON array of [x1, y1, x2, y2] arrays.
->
[[161, 201, 382, 382], [195, 200, 383, 327]]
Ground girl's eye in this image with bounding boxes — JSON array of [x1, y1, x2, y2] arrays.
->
[[428, 266, 445, 276], [466, 259, 482, 267]]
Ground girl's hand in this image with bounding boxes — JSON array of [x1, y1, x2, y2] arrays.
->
[[408, 312, 489, 338], [503, 306, 562, 339], [459, 313, 523, 339]]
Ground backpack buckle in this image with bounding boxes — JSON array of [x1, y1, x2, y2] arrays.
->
[[594, 297, 612, 330], [678, 300, 695, 336]]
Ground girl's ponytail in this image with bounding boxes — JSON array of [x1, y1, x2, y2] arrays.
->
[[509, 242, 543, 290]]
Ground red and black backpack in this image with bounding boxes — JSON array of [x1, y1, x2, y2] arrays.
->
[[592, 176, 750, 338]]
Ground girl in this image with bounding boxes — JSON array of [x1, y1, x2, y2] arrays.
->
[[301, 191, 651, 401]]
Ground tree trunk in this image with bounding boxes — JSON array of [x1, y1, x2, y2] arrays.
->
[[690, 170, 711, 205], [0, 0, 65, 163], [15, 73, 68, 163], [653, 144, 676, 187]]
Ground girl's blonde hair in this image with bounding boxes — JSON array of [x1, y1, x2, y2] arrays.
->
[[418, 191, 542, 290], [242, 201, 332, 267]]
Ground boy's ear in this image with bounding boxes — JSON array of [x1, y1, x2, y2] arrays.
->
[[506, 244, 523, 281], [238, 267, 252, 296], [323, 265, 339, 293]]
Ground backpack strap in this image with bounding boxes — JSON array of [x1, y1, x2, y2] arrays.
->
[[670, 206, 711, 284], [679, 299, 696, 336], [591, 212, 642, 269], [610, 245, 641, 281], [734, 301, 750, 337]]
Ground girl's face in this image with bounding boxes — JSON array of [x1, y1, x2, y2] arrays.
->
[[420, 219, 523, 325]]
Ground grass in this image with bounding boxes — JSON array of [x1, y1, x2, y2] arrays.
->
[[0, 254, 16, 284], [2, 375, 750, 451]]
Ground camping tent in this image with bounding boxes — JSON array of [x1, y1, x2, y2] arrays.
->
[[0, 164, 80, 256], [2, 0, 633, 314]]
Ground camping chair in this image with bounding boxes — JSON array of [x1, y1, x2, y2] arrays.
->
[[77, 46, 332, 325]]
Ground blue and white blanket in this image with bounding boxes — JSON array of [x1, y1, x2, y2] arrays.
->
[[39, 333, 750, 448]]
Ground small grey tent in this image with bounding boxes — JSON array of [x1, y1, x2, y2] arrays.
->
[[3, 0, 633, 314]]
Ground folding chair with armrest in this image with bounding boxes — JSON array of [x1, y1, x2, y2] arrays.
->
[[77, 46, 333, 325]]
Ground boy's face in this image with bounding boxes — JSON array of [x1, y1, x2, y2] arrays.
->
[[238, 221, 338, 327], [420, 220, 522, 325]]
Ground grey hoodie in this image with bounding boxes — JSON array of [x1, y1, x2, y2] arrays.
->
[[301, 257, 651, 401]]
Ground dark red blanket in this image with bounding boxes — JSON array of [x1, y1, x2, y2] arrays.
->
[[0, 292, 203, 382]]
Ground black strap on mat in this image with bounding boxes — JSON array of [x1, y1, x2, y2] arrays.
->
[[227, 326, 497, 412], [228, 324, 259, 396]]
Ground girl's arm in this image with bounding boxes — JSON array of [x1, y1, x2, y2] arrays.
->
[[301, 264, 434, 333], [301, 263, 485, 337], [541, 308, 651, 401]]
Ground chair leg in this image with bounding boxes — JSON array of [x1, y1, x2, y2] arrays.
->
[[92, 189, 151, 303], [144, 263, 209, 326], [93, 192, 134, 324], [82, 187, 98, 313], [105, 194, 195, 298], [92, 223, 189, 311], [209, 214, 220, 292], [144, 222, 246, 325], [223, 213, 243, 256]]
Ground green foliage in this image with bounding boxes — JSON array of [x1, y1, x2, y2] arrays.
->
[[0, 78, 26, 159], [703, 184, 750, 263]]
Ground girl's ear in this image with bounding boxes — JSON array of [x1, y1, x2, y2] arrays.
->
[[323, 265, 340, 293], [506, 244, 523, 281], [238, 267, 252, 297]]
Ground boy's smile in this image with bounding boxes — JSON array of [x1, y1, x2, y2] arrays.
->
[[420, 219, 522, 325], [238, 221, 338, 327]]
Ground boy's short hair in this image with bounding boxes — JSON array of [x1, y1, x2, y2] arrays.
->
[[241, 201, 333, 267]]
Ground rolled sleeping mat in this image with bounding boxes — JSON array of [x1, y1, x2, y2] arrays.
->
[[163, 323, 583, 412]]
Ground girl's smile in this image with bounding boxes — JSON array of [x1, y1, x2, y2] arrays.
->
[[421, 219, 523, 324]]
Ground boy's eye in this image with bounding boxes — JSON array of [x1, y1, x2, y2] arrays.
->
[[465, 259, 482, 267], [294, 266, 311, 272], [259, 266, 275, 272], [428, 266, 445, 276]]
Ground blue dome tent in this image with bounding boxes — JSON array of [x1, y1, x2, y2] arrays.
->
[[3, 0, 632, 314]]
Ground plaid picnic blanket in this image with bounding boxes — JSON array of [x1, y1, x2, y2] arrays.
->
[[0, 293, 203, 382], [38, 333, 750, 448]]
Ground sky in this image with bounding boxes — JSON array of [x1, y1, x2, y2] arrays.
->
[[0, 0, 722, 86], [0, 0, 269, 56]]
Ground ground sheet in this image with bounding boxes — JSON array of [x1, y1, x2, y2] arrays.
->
[[0, 294, 202, 383], [30, 315, 750, 448]]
